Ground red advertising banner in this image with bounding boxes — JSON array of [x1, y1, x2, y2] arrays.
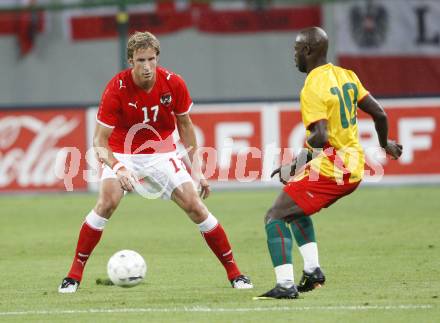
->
[[2, 99, 438, 193], [0, 109, 88, 192], [366, 107, 440, 176], [190, 109, 262, 182]]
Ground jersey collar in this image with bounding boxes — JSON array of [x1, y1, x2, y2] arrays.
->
[[306, 63, 332, 80]]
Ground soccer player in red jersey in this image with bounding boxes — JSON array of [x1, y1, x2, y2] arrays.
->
[[255, 27, 402, 299], [58, 31, 252, 293]]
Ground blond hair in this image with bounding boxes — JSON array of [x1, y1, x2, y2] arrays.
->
[[127, 31, 160, 59]]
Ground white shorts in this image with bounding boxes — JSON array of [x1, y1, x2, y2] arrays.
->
[[101, 151, 194, 200]]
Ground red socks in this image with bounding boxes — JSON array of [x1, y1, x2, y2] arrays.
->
[[66, 211, 240, 284], [67, 222, 103, 281], [202, 223, 241, 281]]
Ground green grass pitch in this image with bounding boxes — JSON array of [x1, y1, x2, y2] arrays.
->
[[0, 186, 439, 322]]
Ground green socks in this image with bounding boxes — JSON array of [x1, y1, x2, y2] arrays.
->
[[290, 216, 316, 247], [290, 216, 320, 273], [265, 220, 293, 267]]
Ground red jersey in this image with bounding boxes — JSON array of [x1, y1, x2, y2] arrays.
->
[[96, 66, 193, 154]]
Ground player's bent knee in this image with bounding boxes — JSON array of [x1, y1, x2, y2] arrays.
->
[[184, 199, 208, 222], [264, 208, 275, 224], [264, 206, 285, 224], [95, 196, 120, 218]]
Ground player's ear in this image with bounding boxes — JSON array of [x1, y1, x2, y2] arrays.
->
[[304, 45, 311, 56], [128, 58, 134, 67]]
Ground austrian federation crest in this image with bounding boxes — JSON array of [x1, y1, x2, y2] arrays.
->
[[350, 0, 388, 48], [160, 93, 172, 106]]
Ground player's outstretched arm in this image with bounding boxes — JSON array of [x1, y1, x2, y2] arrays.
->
[[175, 114, 210, 199], [358, 94, 403, 160], [93, 123, 137, 191]]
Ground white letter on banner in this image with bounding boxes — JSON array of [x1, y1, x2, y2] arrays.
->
[[398, 117, 435, 164], [216, 122, 253, 180], [235, 147, 261, 182], [54, 147, 81, 191]]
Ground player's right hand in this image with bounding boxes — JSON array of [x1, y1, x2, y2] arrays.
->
[[384, 140, 403, 160], [199, 178, 211, 200], [115, 166, 139, 192]]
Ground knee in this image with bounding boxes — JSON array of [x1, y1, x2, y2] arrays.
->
[[264, 207, 276, 225], [183, 198, 208, 223], [265, 205, 288, 225], [95, 195, 120, 218]]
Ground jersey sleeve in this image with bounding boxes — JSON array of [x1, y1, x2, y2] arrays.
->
[[300, 82, 328, 129], [173, 75, 193, 115], [350, 70, 369, 102], [96, 81, 121, 128]]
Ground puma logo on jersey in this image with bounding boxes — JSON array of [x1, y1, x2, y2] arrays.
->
[[119, 79, 126, 89], [128, 101, 138, 109]]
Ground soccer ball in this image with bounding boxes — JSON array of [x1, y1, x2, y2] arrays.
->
[[107, 250, 147, 287]]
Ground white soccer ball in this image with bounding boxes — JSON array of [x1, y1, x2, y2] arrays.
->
[[107, 250, 147, 287]]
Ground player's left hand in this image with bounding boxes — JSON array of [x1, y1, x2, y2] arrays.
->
[[116, 166, 139, 192], [199, 178, 211, 199], [384, 140, 403, 160], [271, 160, 297, 185]]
